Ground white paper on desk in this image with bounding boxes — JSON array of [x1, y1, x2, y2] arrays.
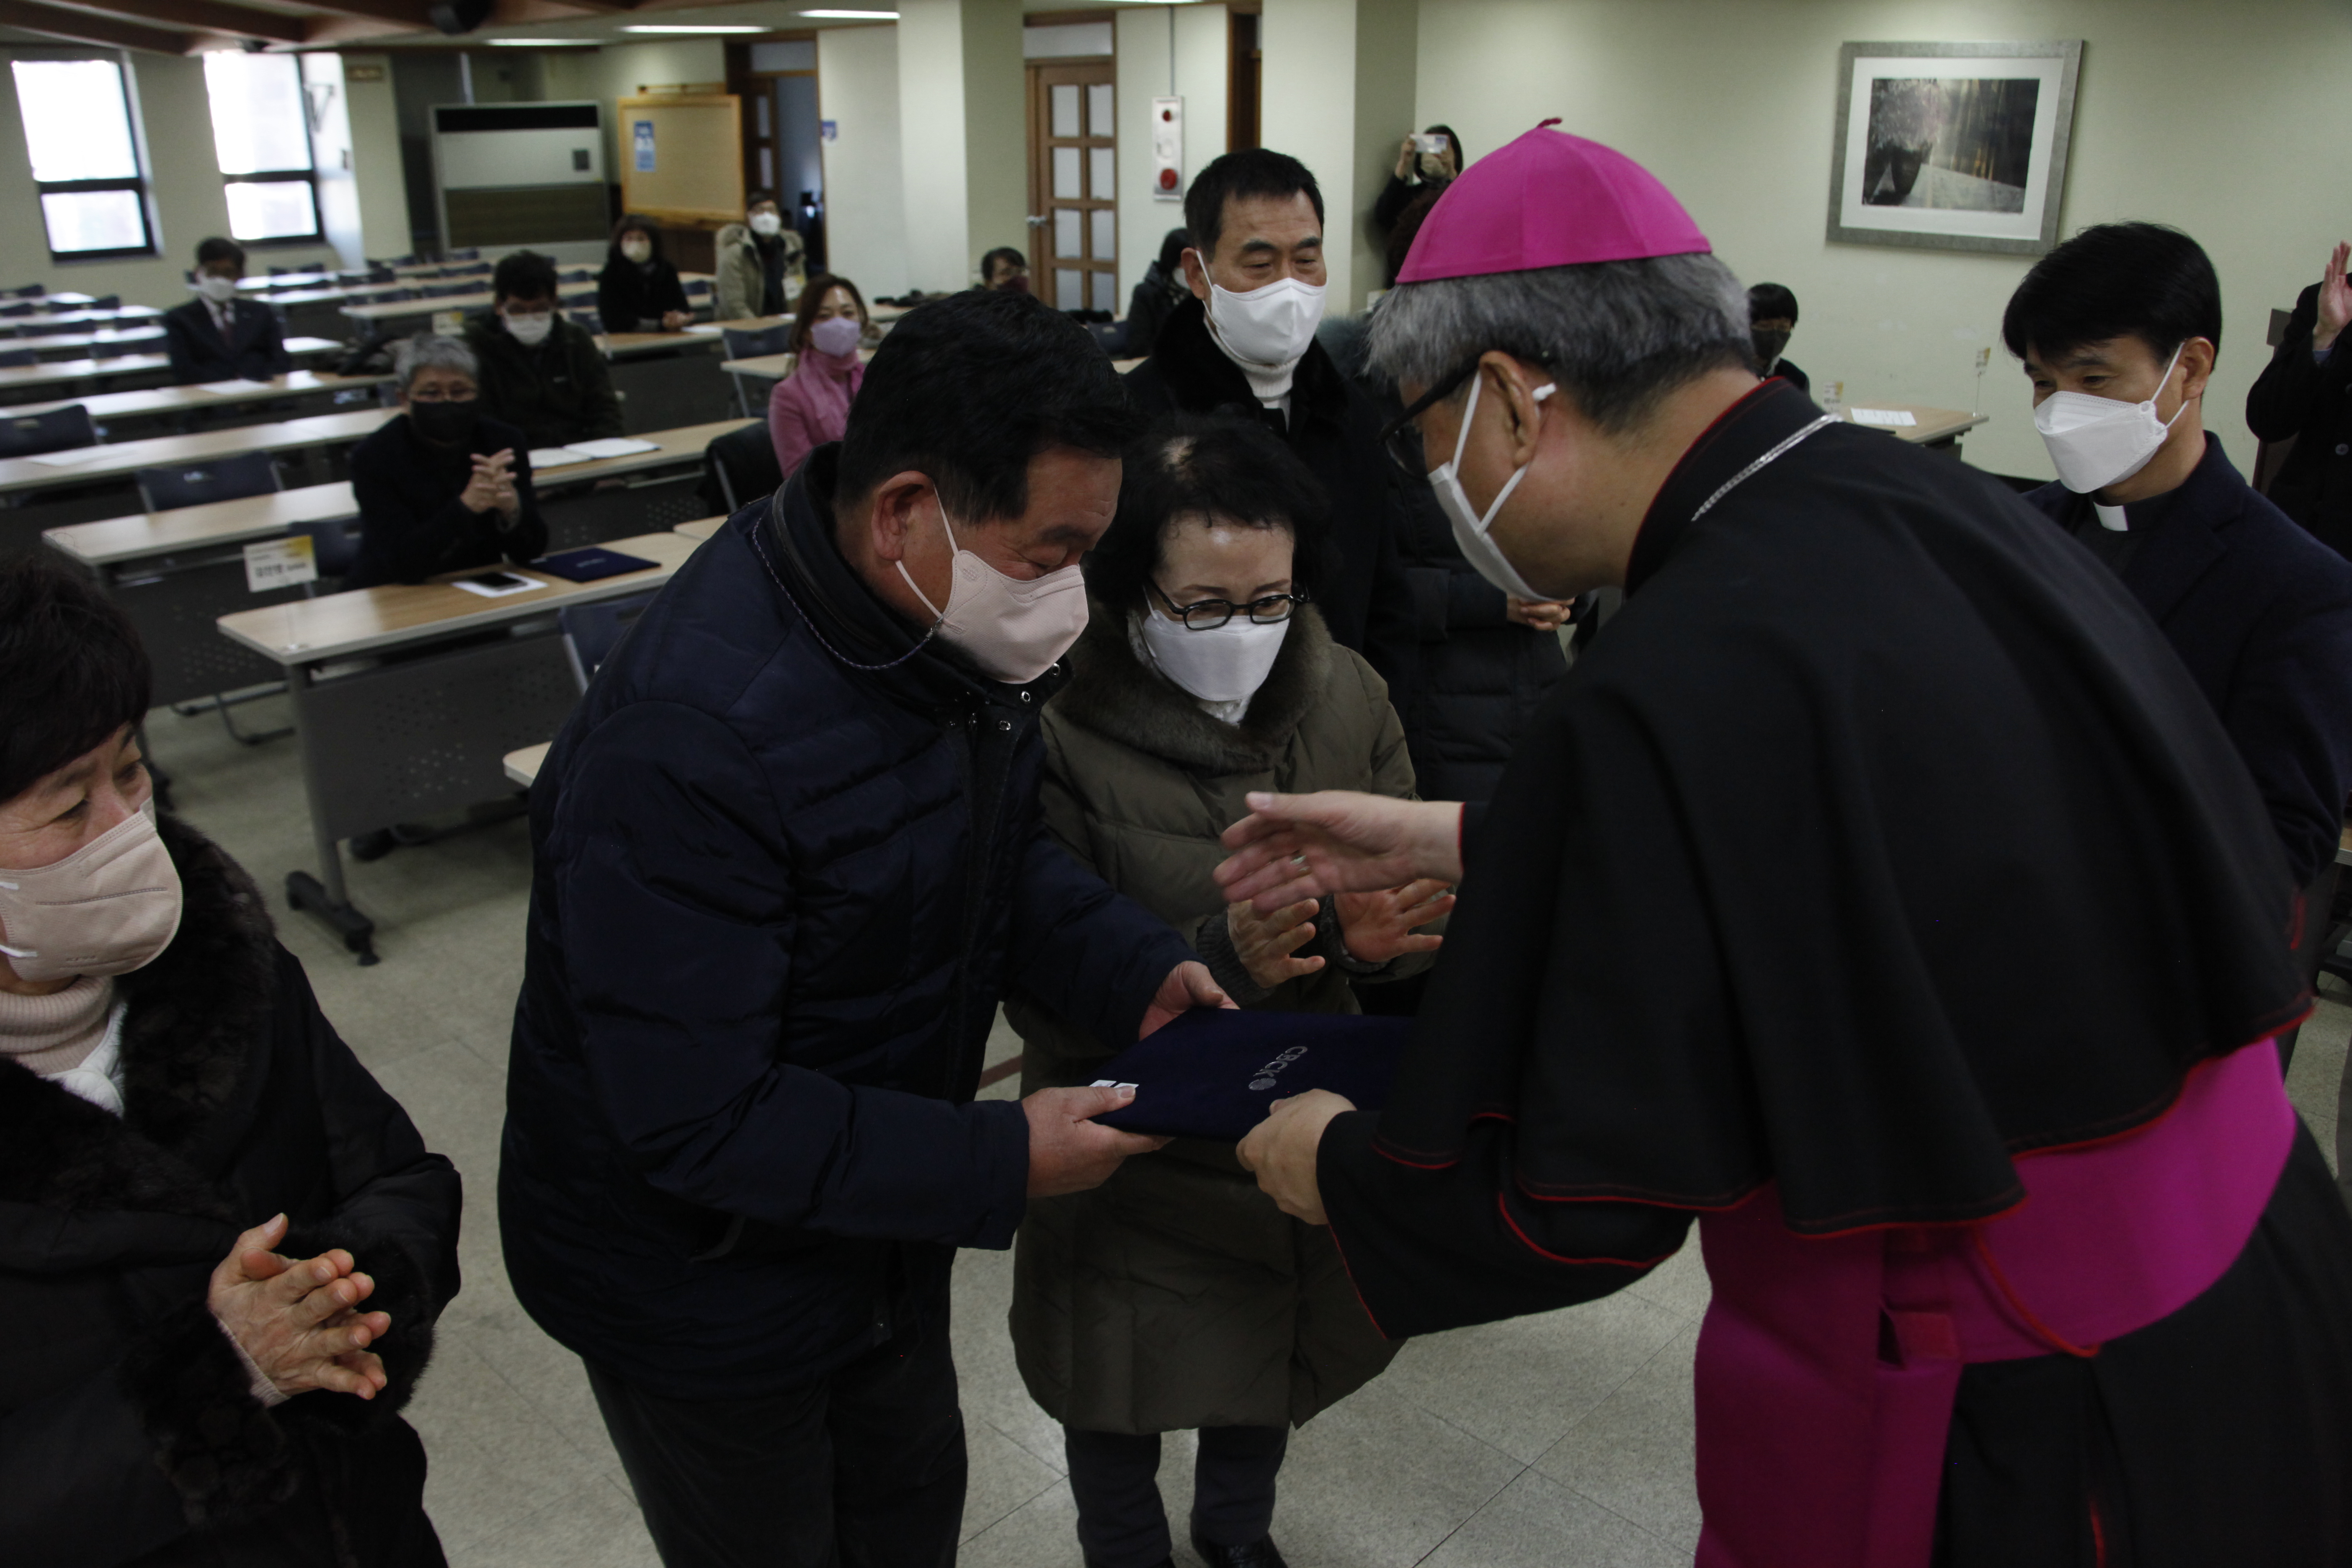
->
[[26, 446, 113, 467], [1850, 408, 1916, 427], [563, 437, 661, 459], [451, 573, 545, 598], [527, 446, 594, 469], [683, 324, 724, 336]]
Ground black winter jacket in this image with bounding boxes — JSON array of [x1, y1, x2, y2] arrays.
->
[[0, 815, 461, 1568], [1124, 297, 1417, 691], [595, 255, 691, 335], [2246, 278, 2352, 559], [500, 446, 1194, 1399], [459, 313, 622, 451], [346, 412, 546, 588]]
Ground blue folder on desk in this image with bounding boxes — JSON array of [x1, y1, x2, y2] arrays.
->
[[1087, 1008, 1413, 1142], [531, 546, 656, 583]]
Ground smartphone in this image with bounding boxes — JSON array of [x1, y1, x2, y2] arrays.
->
[[464, 571, 531, 590], [1412, 132, 1448, 155]]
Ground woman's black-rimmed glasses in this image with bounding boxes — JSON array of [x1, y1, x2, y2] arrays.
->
[[1150, 580, 1311, 631], [1376, 359, 1482, 477]]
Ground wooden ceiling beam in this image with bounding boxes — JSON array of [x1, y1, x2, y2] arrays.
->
[[0, 0, 190, 50], [286, 0, 436, 30], [25, 0, 307, 42]]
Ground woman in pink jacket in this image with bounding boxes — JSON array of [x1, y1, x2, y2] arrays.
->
[[766, 273, 869, 480]]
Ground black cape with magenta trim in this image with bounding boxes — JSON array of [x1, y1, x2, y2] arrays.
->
[[1318, 376, 2316, 1308]]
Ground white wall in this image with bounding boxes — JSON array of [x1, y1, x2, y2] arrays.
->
[[1261, 0, 1416, 311], [821, 23, 909, 296], [895, 0, 1025, 292], [1114, 4, 1227, 301], [540, 39, 728, 179], [1413, 0, 2352, 480], [339, 56, 410, 267]]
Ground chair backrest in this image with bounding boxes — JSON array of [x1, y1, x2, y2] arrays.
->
[[0, 302, 33, 318], [701, 419, 781, 516], [558, 591, 658, 691], [684, 278, 712, 297], [288, 516, 364, 580], [8, 284, 43, 298], [558, 267, 592, 284], [136, 450, 281, 512], [17, 320, 75, 337], [420, 282, 473, 298], [722, 324, 793, 361], [0, 348, 41, 368], [0, 404, 95, 458], [88, 294, 119, 310], [448, 248, 480, 261], [570, 309, 605, 336]]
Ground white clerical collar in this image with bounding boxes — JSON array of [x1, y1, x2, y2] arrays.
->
[[2094, 502, 2129, 533]]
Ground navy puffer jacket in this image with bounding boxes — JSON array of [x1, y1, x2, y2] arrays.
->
[[500, 446, 1192, 1398]]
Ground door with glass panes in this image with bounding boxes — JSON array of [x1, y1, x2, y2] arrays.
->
[[1026, 60, 1117, 315]]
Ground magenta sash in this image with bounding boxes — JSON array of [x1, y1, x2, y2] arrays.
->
[[1689, 1040, 2297, 1568]]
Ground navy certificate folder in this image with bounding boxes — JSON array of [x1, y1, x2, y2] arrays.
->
[[1087, 1008, 1413, 1142], [531, 546, 657, 582]]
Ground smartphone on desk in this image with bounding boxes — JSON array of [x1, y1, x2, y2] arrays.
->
[[463, 571, 532, 591]]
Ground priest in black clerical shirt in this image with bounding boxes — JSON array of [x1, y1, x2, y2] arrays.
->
[[2005, 222, 2352, 1081], [1214, 126, 2352, 1568]]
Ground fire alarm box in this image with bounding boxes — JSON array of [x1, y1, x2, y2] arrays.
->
[[1152, 96, 1183, 201]]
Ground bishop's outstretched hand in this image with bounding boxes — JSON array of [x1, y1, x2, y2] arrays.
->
[[1215, 792, 1465, 914]]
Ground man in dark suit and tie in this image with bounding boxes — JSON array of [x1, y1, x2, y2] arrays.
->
[[160, 236, 292, 384]]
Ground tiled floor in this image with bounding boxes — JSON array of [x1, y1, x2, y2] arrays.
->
[[148, 693, 2352, 1568]]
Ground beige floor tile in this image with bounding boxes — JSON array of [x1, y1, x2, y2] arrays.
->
[[952, 1244, 1071, 1473], [1622, 1232, 1712, 1323], [456, 1476, 659, 1568], [1421, 1469, 1689, 1568], [1266, 1380, 1527, 1566], [1531, 1325, 1702, 1552], [962, 1416, 1065, 1545], [959, 1478, 1090, 1568], [409, 1334, 619, 1555]]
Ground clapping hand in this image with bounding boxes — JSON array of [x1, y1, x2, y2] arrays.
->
[[1334, 878, 1453, 964], [2319, 242, 2352, 353], [1216, 791, 1466, 913], [1228, 896, 1325, 990], [206, 1213, 391, 1401]]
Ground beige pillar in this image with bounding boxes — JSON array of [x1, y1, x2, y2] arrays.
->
[[1259, 0, 1419, 312], [897, 0, 1027, 293]]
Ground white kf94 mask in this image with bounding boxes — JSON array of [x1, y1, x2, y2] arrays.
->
[[1429, 372, 1555, 603], [2033, 341, 2189, 495], [897, 505, 1089, 685]]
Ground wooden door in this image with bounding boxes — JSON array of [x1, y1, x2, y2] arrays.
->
[[1026, 59, 1118, 315]]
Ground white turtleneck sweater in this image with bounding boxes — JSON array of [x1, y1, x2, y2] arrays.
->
[[0, 974, 126, 1114]]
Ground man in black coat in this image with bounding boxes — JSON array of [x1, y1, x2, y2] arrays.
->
[[346, 334, 544, 589], [459, 250, 622, 451], [1125, 148, 1418, 691], [502, 290, 1223, 1567], [160, 236, 292, 385], [2247, 240, 2352, 557]]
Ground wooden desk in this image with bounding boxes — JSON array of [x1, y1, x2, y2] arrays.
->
[[0, 337, 342, 405], [1, 305, 163, 333], [15, 326, 164, 360], [2337, 822, 2352, 869], [344, 273, 716, 329], [46, 482, 360, 570], [219, 529, 699, 962], [673, 515, 725, 540], [0, 406, 390, 499], [1841, 404, 1987, 449], [12, 370, 390, 440], [504, 742, 551, 788]]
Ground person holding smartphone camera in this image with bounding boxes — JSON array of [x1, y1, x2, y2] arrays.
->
[[1373, 124, 1465, 279]]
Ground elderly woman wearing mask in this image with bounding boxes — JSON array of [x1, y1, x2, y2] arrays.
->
[[346, 333, 544, 590], [0, 560, 461, 1567], [1006, 414, 1450, 1568]]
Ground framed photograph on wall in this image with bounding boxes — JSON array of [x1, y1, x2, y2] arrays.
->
[[1827, 40, 2082, 256]]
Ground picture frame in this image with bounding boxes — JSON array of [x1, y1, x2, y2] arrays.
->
[[1826, 40, 2082, 256]]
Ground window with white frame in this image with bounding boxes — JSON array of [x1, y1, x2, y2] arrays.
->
[[11, 57, 155, 260], [203, 52, 320, 244]]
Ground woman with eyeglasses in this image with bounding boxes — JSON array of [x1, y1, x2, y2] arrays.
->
[[346, 333, 545, 589], [1005, 413, 1449, 1568]]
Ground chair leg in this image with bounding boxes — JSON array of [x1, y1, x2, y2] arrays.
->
[[214, 688, 294, 746]]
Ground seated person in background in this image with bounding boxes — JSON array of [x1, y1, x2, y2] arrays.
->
[[462, 250, 622, 451], [2005, 221, 2352, 1082], [0, 558, 461, 1565], [597, 214, 691, 334], [980, 245, 1030, 294], [1747, 281, 1808, 394], [1008, 414, 1445, 1568], [1121, 229, 1191, 359], [2247, 240, 2352, 559], [160, 236, 292, 385], [1373, 124, 1462, 282], [767, 272, 868, 480], [714, 190, 806, 322], [347, 333, 544, 589]]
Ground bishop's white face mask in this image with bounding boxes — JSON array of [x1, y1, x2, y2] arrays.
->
[[0, 801, 183, 984], [194, 274, 240, 305], [504, 310, 554, 347], [897, 505, 1089, 684], [1138, 606, 1290, 706], [1205, 273, 1326, 372], [2033, 341, 2188, 494], [1430, 372, 1555, 603]]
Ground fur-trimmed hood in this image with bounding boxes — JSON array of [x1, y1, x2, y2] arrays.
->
[[1054, 599, 1335, 776]]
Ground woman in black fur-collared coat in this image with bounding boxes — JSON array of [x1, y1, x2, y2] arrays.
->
[[0, 559, 461, 1567]]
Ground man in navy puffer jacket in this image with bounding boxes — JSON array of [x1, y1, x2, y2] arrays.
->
[[501, 291, 1224, 1568]]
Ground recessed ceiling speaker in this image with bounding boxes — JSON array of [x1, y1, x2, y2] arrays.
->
[[430, 0, 493, 35]]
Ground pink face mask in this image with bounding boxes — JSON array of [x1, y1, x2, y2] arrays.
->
[[0, 802, 183, 984], [896, 504, 1088, 684]]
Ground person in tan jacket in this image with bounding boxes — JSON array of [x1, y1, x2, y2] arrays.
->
[[713, 190, 806, 322], [1008, 413, 1449, 1568]]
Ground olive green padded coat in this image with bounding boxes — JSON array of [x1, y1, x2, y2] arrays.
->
[[1007, 602, 1428, 1434]]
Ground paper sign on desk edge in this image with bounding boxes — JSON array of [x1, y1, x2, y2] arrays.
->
[[1851, 408, 1918, 427], [242, 534, 317, 593], [26, 445, 115, 467]]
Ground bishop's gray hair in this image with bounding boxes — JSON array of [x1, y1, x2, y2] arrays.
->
[[392, 332, 477, 395], [1367, 253, 1754, 433]]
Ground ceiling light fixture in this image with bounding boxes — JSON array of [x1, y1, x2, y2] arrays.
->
[[621, 23, 769, 32], [485, 37, 598, 44], [798, 8, 900, 15]]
